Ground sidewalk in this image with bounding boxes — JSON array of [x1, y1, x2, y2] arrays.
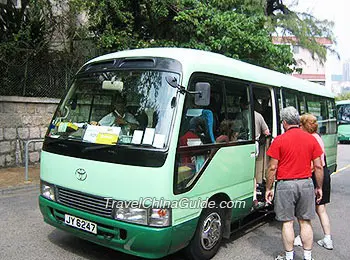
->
[[0, 164, 40, 194]]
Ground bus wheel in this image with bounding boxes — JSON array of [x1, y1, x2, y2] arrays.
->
[[185, 203, 224, 260]]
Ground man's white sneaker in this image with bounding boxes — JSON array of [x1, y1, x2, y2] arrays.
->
[[317, 238, 333, 250], [275, 254, 287, 260], [294, 235, 303, 247]]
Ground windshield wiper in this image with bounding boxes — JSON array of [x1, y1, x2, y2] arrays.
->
[[82, 143, 157, 152], [82, 144, 117, 153]]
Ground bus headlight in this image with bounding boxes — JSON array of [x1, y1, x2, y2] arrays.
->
[[114, 207, 148, 225], [113, 203, 171, 227], [41, 181, 55, 201]]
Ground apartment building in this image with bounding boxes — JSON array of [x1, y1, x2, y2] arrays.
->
[[273, 36, 333, 86]]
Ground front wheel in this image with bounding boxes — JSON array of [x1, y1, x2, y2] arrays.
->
[[185, 203, 224, 260]]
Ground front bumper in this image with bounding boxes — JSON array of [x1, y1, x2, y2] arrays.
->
[[39, 196, 177, 259]]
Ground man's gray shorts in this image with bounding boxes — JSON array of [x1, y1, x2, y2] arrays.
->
[[274, 178, 315, 221]]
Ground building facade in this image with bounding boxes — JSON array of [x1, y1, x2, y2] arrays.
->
[[273, 36, 333, 86]]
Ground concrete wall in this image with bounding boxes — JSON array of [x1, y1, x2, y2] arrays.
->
[[0, 96, 59, 168]]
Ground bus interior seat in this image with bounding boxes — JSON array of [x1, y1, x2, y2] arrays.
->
[[201, 109, 215, 143], [185, 109, 215, 143]]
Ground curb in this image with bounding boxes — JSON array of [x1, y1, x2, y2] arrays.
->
[[0, 183, 40, 195]]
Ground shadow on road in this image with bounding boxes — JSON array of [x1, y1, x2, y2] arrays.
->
[[47, 228, 185, 260]]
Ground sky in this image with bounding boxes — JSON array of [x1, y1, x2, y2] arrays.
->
[[286, 0, 350, 75]]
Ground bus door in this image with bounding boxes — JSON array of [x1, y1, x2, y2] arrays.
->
[[175, 74, 256, 217], [252, 85, 274, 204]]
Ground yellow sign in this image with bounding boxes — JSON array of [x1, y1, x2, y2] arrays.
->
[[95, 133, 119, 145]]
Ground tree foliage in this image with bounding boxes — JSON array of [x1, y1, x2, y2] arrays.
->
[[80, 0, 293, 73], [0, 0, 336, 77], [0, 0, 58, 70], [263, 0, 336, 63], [335, 93, 350, 102]]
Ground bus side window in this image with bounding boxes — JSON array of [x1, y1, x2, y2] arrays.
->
[[282, 89, 298, 108], [306, 95, 328, 135], [222, 81, 252, 142], [327, 99, 337, 134]]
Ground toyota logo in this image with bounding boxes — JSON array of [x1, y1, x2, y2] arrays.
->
[[75, 168, 87, 181]]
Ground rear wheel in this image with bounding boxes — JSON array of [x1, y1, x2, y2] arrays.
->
[[185, 203, 224, 260]]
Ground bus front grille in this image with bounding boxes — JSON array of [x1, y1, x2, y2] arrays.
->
[[57, 187, 113, 218]]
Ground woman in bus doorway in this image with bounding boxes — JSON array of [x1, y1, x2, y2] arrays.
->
[[294, 113, 334, 250]]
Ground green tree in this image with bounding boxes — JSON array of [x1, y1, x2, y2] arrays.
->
[[264, 0, 336, 63], [0, 0, 92, 97], [82, 0, 295, 73], [335, 93, 350, 101], [0, 0, 51, 64], [207, 0, 336, 63]]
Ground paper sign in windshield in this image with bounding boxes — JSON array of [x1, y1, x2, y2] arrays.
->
[[153, 134, 165, 148], [83, 125, 121, 144], [142, 128, 155, 145], [131, 130, 144, 144]]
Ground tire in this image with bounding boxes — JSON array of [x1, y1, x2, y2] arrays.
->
[[185, 202, 224, 260]]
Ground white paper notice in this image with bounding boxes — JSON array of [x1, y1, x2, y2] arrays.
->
[[57, 122, 68, 132], [83, 125, 121, 143], [131, 130, 144, 144], [142, 128, 155, 145], [153, 134, 165, 148]]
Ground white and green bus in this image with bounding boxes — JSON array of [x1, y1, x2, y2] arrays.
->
[[336, 100, 350, 143], [39, 48, 337, 259]]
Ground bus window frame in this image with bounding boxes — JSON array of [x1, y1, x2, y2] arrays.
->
[[173, 72, 255, 194]]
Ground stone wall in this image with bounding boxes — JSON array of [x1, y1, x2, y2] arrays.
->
[[0, 96, 59, 168]]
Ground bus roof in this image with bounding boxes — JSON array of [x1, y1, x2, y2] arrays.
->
[[87, 47, 334, 98], [336, 100, 350, 105]]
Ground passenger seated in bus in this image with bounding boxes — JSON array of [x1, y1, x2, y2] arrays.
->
[[90, 95, 139, 134], [215, 120, 238, 143], [178, 116, 209, 176], [125, 102, 148, 129], [179, 116, 210, 147]]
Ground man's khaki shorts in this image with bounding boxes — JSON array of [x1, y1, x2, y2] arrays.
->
[[274, 178, 315, 221]]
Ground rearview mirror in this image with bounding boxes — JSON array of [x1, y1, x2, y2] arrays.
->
[[195, 82, 210, 106], [102, 79, 124, 91]]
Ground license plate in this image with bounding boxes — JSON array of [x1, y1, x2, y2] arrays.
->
[[64, 214, 97, 234]]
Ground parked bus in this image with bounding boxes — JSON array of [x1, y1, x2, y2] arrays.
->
[[39, 48, 337, 260], [336, 100, 350, 143]]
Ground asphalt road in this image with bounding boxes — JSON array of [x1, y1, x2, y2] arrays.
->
[[0, 144, 349, 260]]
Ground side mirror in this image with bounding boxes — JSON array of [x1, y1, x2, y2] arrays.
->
[[195, 82, 210, 106]]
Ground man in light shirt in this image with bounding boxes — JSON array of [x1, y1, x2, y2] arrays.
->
[[91, 95, 139, 135]]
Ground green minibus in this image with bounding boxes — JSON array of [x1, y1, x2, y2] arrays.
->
[[39, 48, 337, 259], [336, 100, 350, 143]]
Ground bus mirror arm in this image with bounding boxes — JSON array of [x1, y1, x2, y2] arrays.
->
[[53, 105, 70, 125], [165, 75, 202, 96]]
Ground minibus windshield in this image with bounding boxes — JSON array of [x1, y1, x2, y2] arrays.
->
[[48, 69, 179, 149], [338, 104, 350, 124]]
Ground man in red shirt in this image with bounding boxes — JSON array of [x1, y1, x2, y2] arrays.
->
[[265, 106, 323, 260]]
